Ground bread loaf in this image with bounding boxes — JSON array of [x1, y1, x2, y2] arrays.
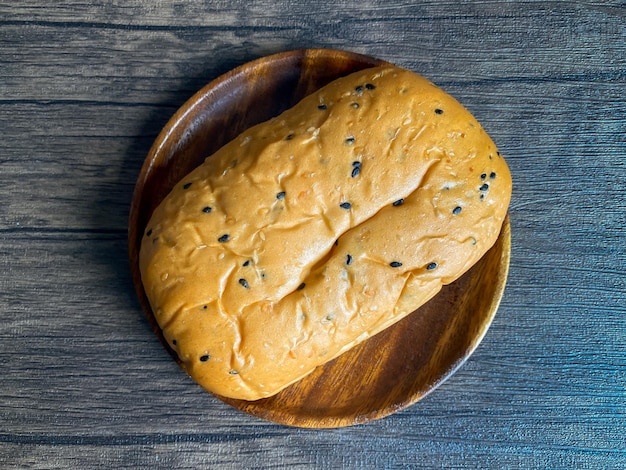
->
[[139, 65, 512, 401]]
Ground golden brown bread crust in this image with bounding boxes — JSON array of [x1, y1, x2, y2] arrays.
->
[[139, 65, 512, 400]]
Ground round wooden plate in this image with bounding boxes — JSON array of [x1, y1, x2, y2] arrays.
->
[[129, 49, 511, 428]]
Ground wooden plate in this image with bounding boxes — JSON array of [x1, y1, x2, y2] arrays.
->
[[128, 49, 511, 428]]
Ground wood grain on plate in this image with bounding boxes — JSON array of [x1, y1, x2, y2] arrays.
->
[[128, 49, 511, 428]]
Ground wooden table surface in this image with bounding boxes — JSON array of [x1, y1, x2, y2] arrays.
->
[[1, 1, 624, 468]]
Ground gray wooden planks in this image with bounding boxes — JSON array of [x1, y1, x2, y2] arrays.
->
[[1, 0, 624, 468]]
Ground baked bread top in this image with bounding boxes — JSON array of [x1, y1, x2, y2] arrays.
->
[[139, 65, 511, 400]]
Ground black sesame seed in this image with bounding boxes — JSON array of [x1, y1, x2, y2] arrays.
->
[[345, 136, 355, 145], [183, 182, 192, 189], [392, 199, 404, 206], [202, 206, 212, 213], [490, 172, 497, 179], [285, 133, 294, 141], [481, 173, 487, 180], [355, 85, 364, 94], [390, 261, 403, 268], [172, 339, 177, 346], [340, 202, 352, 210], [318, 104, 327, 110], [452, 206, 462, 215], [480, 194, 485, 201], [346, 254, 353, 265], [243, 260, 250, 267], [426, 262, 438, 270], [297, 282, 306, 290], [239, 278, 249, 289], [218, 234, 230, 243], [146, 228, 152, 237], [276, 191, 285, 200], [351, 162, 361, 178], [351, 102, 360, 109], [435, 108, 444, 115], [229, 370, 238, 375], [479, 183, 489, 191], [365, 83, 376, 90], [200, 355, 210, 362], [203, 305, 208, 310]]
